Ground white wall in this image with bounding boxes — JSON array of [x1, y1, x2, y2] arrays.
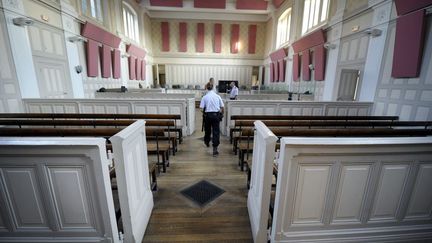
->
[[373, 17, 432, 121]]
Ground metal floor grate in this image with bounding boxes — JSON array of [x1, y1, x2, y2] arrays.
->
[[180, 180, 225, 207]]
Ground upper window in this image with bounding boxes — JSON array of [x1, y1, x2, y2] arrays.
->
[[276, 8, 292, 47], [123, 3, 140, 43], [81, 0, 103, 22], [301, 0, 329, 35]]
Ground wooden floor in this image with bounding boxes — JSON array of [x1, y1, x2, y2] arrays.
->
[[142, 110, 253, 242]]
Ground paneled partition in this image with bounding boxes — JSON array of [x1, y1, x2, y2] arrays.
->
[[23, 98, 195, 135], [95, 92, 195, 100], [0, 121, 154, 242], [225, 101, 373, 134], [247, 125, 432, 242]]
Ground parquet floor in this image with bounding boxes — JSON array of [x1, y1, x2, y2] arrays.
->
[[142, 110, 253, 242]]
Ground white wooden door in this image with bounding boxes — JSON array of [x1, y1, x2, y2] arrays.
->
[[247, 121, 277, 243], [28, 23, 73, 98], [34, 58, 73, 98], [110, 121, 153, 243]]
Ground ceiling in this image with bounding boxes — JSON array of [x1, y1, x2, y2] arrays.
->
[[141, 0, 286, 22]]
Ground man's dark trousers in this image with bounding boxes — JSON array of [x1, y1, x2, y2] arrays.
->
[[204, 112, 220, 147]]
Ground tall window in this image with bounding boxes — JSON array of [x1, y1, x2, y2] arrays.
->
[[123, 3, 140, 43], [81, 0, 103, 22], [276, 8, 292, 47], [301, 0, 329, 35]]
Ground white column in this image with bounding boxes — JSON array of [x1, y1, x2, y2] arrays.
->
[[60, 0, 84, 98], [358, 0, 392, 101], [2, 0, 39, 98], [322, 0, 346, 101]]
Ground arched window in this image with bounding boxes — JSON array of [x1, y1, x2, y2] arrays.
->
[[81, 0, 103, 22], [123, 3, 140, 43], [301, 0, 329, 35], [276, 8, 292, 47]]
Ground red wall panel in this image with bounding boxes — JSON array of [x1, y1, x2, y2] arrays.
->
[[194, 0, 225, 9], [273, 61, 279, 82], [270, 62, 274, 82], [292, 53, 300, 81], [214, 24, 222, 53], [236, 0, 268, 10], [100, 45, 112, 78], [302, 50, 311, 81], [196, 23, 205, 52], [248, 25, 257, 54], [126, 44, 146, 58], [81, 22, 121, 48], [129, 56, 136, 80], [112, 49, 121, 79], [292, 29, 325, 53], [231, 24, 240, 54], [273, 0, 285, 8], [179, 22, 187, 52], [269, 48, 287, 62], [86, 39, 99, 77], [278, 60, 285, 82], [394, 0, 432, 15], [314, 44, 326, 81], [392, 10, 426, 78], [149, 0, 183, 7], [161, 22, 170, 52], [136, 59, 142, 81]]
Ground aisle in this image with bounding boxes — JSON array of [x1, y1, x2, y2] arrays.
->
[[142, 110, 253, 242]]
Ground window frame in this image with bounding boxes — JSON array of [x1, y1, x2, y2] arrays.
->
[[276, 8, 292, 48], [81, 0, 104, 23], [301, 0, 330, 36], [122, 2, 140, 44]]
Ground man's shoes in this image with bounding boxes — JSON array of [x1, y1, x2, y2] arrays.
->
[[213, 147, 219, 156], [204, 141, 210, 147]]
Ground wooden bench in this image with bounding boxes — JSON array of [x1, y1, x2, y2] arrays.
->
[[0, 127, 172, 173], [0, 113, 184, 143], [230, 115, 400, 143], [233, 120, 432, 156]]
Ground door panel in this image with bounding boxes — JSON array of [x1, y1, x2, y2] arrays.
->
[[34, 58, 72, 98]]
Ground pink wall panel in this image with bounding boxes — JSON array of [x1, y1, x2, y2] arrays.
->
[[81, 22, 121, 48], [273, 61, 279, 82], [196, 23, 205, 52], [292, 29, 325, 53], [136, 59, 142, 81], [248, 25, 257, 54], [231, 24, 240, 54], [179, 22, 187, 52], [302, 50, 311, 81], [126, 44, 146, 58], [194, 0, 225, 9], [150, 0, 183, 7], [214, 24, 222, 53], [129, 56, 136, 80], [270, 62, 274, 82], [236, 0, 268, 10], [314, 44, 326, 81], [292, 53, 300, 81], [100, 45, 112, 78], [278, 60, 285, 82], [112, 49, 121, 79], [392, 10, 426, 78], [161, 22, 170, 52], [86, 39, 99, 77], [273, 0, 285, 9], [270, 48, 287, 62], [141, 60, 146, 80], [394, 0, 432, 15]]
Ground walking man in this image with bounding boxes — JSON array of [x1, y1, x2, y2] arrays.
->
[[200, 83, 224, 156], [228, 82, 238, 100]]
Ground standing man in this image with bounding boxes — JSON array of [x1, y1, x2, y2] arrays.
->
[[228, 82, 238, 100], [200, 83, 224, 156]]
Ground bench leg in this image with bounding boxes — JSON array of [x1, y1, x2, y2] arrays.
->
[[150, 168, 158, 191], [166, 151, 170, 167], [247, 166, 251, 189]]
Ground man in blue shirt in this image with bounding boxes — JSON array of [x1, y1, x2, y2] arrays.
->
[[200, 83, 224, 156], [228, 82, 238, 100]]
